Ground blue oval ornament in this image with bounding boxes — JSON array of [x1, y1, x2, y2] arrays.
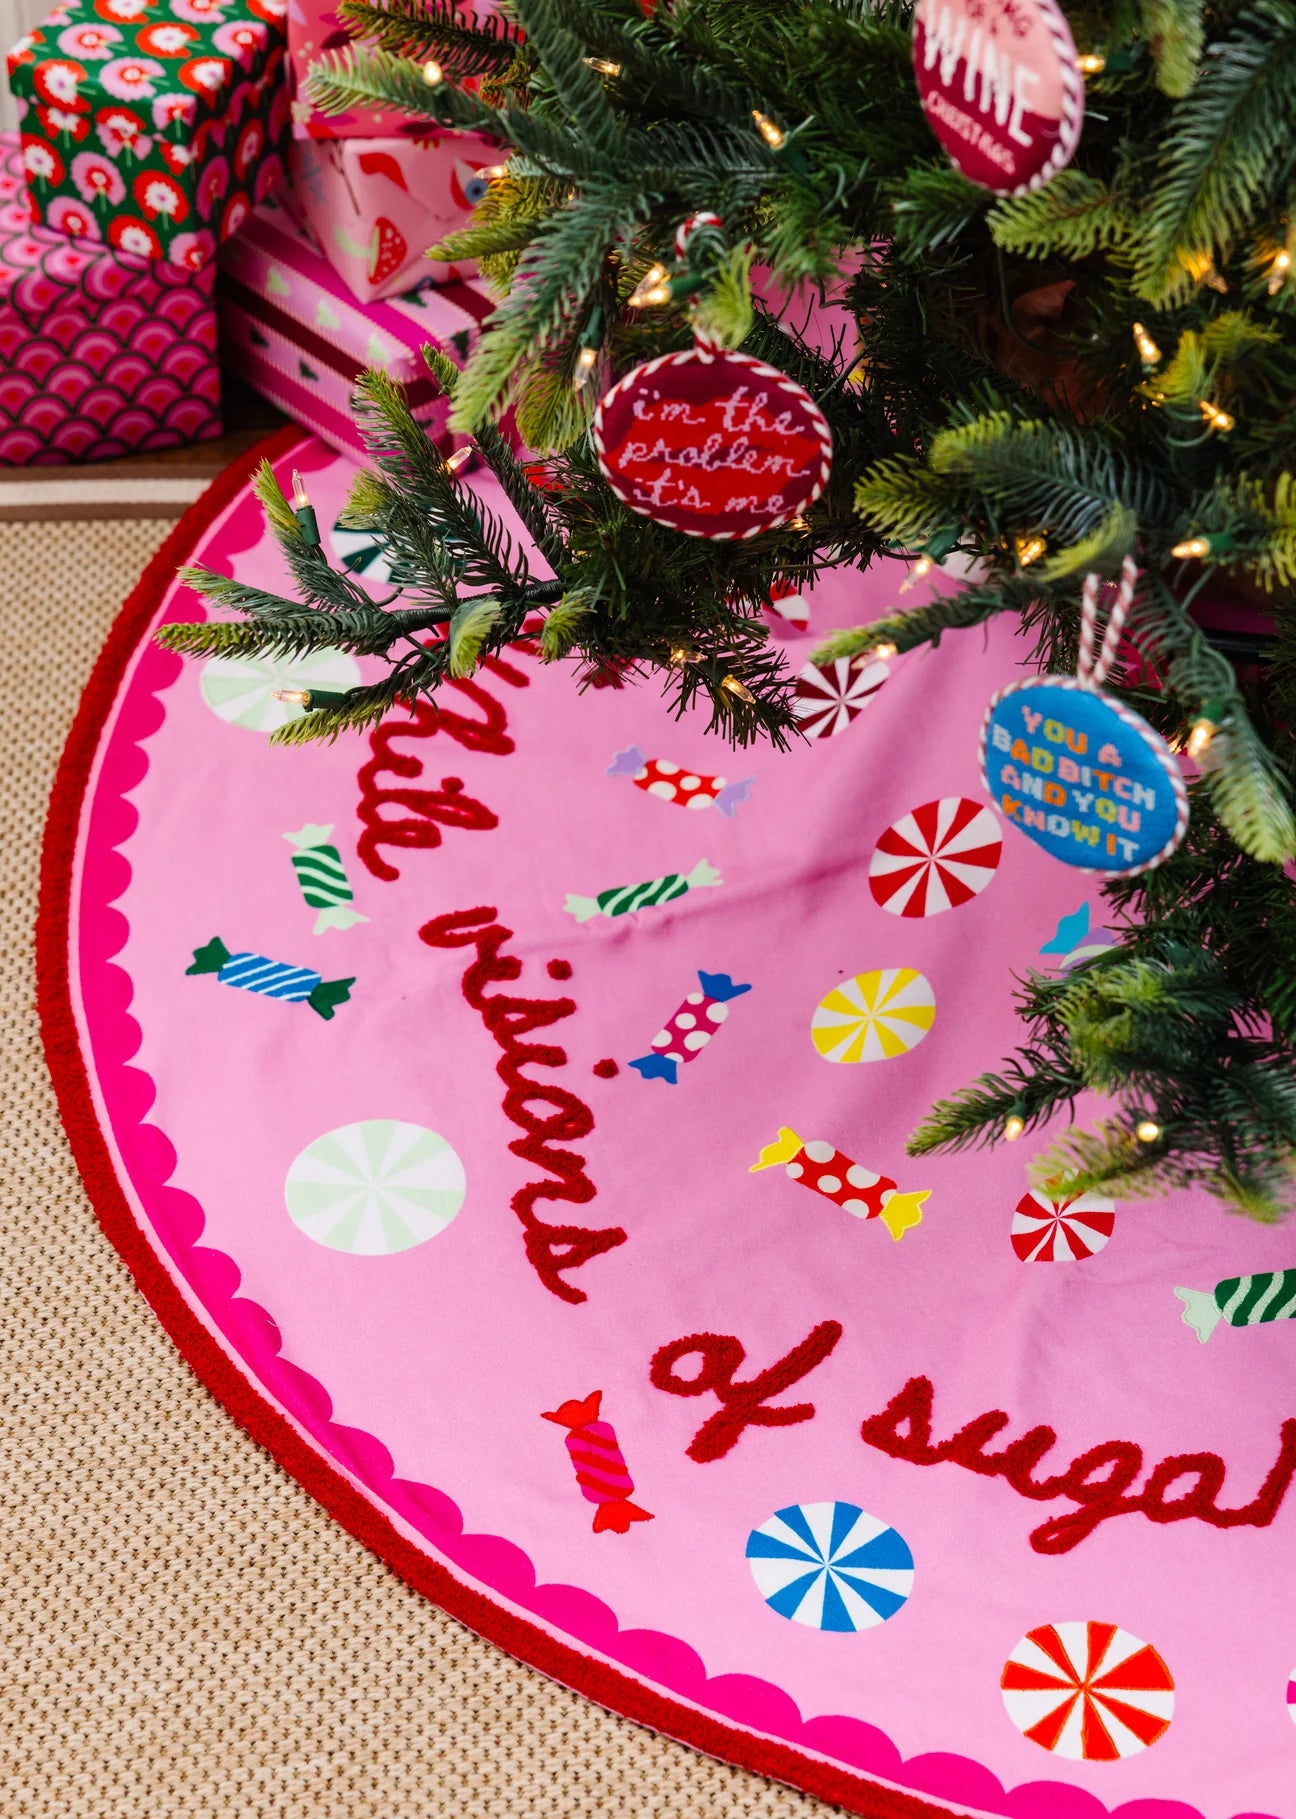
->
[[980, 677, 1188, 876]]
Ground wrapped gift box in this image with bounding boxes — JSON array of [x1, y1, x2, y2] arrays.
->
[[287, 0, 389, 140], [285, 130, 496, 302], [0, 132, 219, 464], [217, 196, 492, 463], [6, 0, 290, 267], [288, 0, 499, 139]]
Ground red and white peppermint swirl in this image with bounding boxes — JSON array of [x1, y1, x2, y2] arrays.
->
[[1001, 1621, 1174, 1759], [793, 657, 889, 741], [1011, 1188, 1115, 1262], [869, 797, 1002, 917]]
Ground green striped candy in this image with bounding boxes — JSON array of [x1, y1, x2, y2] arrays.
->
[[1217, 1270, 1296, 1326], [564, 857, 722, 924], [284, 823, 369, 934]]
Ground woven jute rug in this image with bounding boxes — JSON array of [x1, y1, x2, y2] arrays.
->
[[0, 501, 838, 1819]]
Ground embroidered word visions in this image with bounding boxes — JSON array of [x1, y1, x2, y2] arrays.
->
[[420, 908, 624, 1304]]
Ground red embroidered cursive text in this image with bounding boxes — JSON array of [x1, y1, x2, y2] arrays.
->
[[419, 906, 625, 1304], [860, 1375, 1296, 1555], [356, 656, 526, 881], [649, 1322, 843, 1461]]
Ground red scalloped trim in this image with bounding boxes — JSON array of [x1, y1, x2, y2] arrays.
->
[[34, 425, 969, 1819]]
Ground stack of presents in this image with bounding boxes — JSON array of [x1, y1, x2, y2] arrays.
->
[[1, 0, 498, 465]]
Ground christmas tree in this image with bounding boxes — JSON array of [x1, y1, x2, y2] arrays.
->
[[160, 0, 1296, 1218]]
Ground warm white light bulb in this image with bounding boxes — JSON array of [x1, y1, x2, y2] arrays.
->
[[272, 688, 312, 706], [1132, 321, 1161, 365], [1015, 534, 1046, 567], [1186, 718, 1216, 759], [721, 675, 756, 703], [1171, 536, 1210, 559], [1200, 399, 1235, 432], [1077, 51, 1106, 73], [291, 469, 310, 509], [1136, 1119, 1162, 1144], [573, 346, 599, 390], [422, 58, 443, 84], [1004, 1114, 1026, 1142], [752, 109, 785, 149], [628, 264, 670, 309], [443, 445, 473, 473], [899, 554, 934, 594], [583, 56, 622, 75]]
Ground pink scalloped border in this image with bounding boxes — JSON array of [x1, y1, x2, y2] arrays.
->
[[42, 431, 1265, 1819]]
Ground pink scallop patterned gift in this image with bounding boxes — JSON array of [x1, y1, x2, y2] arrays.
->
[[0, 133, 219, 466], [217, 195, 492, 464], [285, 131, 498, 302]]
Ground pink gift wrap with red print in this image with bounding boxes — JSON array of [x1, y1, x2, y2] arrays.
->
[[286, 0, 496, 139], [284, 131, 497, 302], [6, 0, 290, 268], [0, 133, 219, 466], [216, 196, 493, 463]]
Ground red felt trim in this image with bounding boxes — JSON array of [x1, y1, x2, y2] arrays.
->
[[36, 426, 964, 1819]]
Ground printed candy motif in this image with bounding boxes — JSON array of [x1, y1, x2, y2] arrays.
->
[[1001, 1622, 1175, 1760], [542, 1391, 653, 1534], [186, 936, 353, 1020], [629, 970, 750, 1084], [868, 797, 1002, 917], [608, 747, 752, 816], [565, 857, 721, 923], [199, 648, 361, 732], [1175, 1271, 1296, 1343], [1039, 902, 1119, 969], [811, 968, 935, 1064], [793, 656, 889, 741], [284, 1119, 465, 1254], [746, 1502, 914, 1630], [751, 1128, 931, 1240], [1012, 1188, 1115, 1262], [763, 579, 810, 630], [330, 510, 393, 582], [284, 823, 367, 933]]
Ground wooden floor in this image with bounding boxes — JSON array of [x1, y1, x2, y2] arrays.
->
[[0, 377, 288, 521]]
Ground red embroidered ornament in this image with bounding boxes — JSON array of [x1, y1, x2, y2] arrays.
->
[[593, 344, 833, 541], [912, 0, 1084, 194]]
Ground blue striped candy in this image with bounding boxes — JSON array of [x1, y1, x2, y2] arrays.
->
[[219, 952, 322, 1002], [746, 1501, 914, 1631]]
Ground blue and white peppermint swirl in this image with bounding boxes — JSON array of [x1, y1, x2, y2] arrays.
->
[[746, 1501, 914, 1631]]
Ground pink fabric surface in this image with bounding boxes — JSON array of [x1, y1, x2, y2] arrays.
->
[[69, 439, 1296, 1819], [216, 197, 491, 462], [285, 131, 498, 300], [0, 132, 218, 465]]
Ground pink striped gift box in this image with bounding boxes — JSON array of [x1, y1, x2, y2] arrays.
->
[[216, 196, 493, 465]]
